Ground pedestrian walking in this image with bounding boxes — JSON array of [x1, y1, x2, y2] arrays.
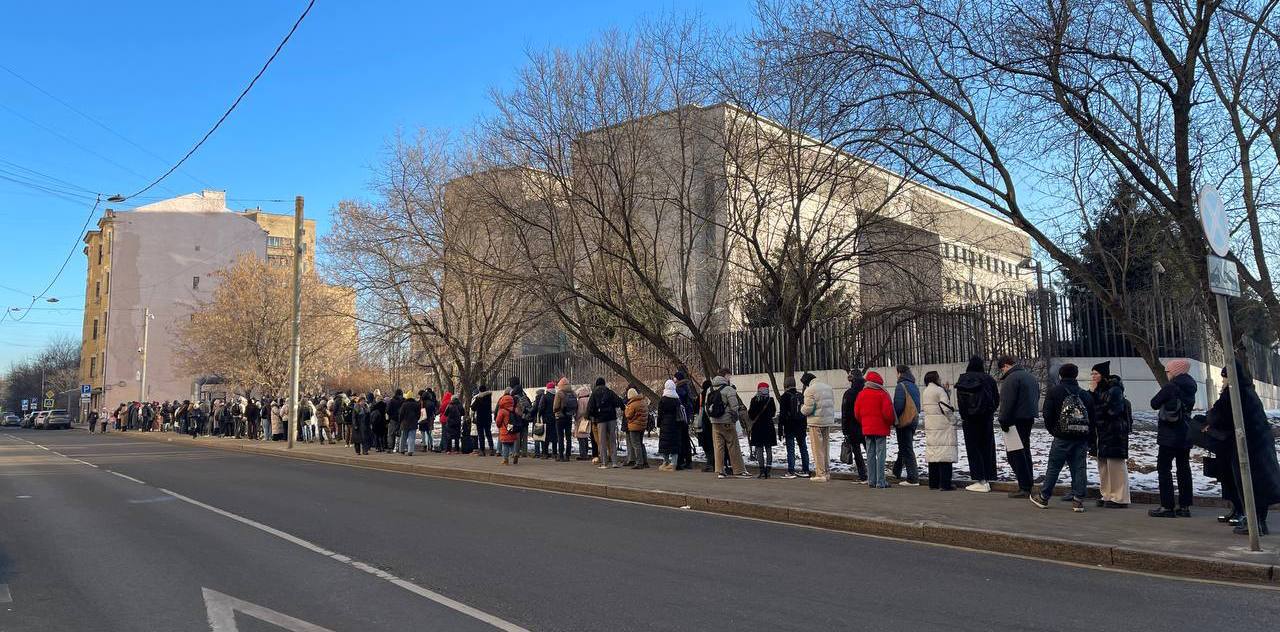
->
[[747, 382, 777, 479], [1031, 363, 1093, 512], [921, 371, 957, 491], [840, 369, 867, 482], [706, 373, 750, 479], [777, 376, 810, 478], [855, 371, 895, 488], [998, 355, 1040, 498], [801, 372, 835, 482], [624, 387, 650, 469], [955, 356, 998, 492], [891, 365, 922, 486], [1149, 359, 1196, 518], [1090, 361, 1131, 508]]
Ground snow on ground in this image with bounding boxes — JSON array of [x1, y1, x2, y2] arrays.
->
[[627, 410, 1280, 495]]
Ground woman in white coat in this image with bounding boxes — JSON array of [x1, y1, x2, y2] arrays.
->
[[922, 371, 958, 491]]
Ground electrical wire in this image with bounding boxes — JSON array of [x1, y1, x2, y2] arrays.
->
[[121, 0, 317, 201], [5, 195, 102, 324]]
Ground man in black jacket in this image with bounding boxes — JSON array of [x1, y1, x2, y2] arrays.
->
[[471, 386, 494, 456], [586, 377, 623, 468], [839, 369, 867, 481], [1031, 364, 1093, 512], [997, 355, 1040, 498], [1149, 359, 1197, 517], [397, 391, 423, 456]]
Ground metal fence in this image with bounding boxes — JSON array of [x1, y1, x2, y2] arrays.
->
[[501, 291, 1279, 385]]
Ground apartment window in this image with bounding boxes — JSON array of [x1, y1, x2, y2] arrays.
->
[[942, 244, 951, 258], [267, 236, 293, 249], [96, 244, 102, 265], [89, 357, 96, 378], [192, 276, 200, 290], [95, 281, 100, 300], [92, 319, 98, 340], [105, 271, 110, 295]]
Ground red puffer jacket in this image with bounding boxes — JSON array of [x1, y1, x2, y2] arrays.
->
[[496, 394, 519, 443], [853, 372, 896, 437]]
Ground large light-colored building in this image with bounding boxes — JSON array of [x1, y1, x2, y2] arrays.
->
[[78, 190, 333, 413]]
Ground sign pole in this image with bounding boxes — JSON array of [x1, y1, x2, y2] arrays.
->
[[287, 196, 304, 450], [1216, 296, 1260, 551]]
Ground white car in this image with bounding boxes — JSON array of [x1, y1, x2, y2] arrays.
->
[[32, 410, 51, 429], [2, 413, 18, 427], [43, 409, 71, 430]]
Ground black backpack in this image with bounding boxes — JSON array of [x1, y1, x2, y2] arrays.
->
[[955, 375, 995, 418], [592, 389, 615, 420], [705, 387, 727, 418], [559, 390, 578, 419], [1157, 397, 1188, 430], [1056, 391, 1091, 439]]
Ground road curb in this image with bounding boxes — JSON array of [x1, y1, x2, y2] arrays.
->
[[109, 432, 1276, 586]]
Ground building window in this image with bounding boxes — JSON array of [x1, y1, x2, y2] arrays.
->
[[267, 236, 293, 249], [95, 281, 101, 300], [96, 244, 103, 265], [105, 272, 110, 294], [192, 276, 200, 290], [89, 357, 96, 378], [92, 319, 99, 340]]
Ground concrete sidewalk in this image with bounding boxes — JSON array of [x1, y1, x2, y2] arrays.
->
[[108, 430, 1280, 586]]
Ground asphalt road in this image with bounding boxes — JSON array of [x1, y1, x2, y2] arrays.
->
[[2, 428, 1277, 632]]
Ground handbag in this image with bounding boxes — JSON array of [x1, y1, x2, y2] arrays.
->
[[896, 392, 919, 429], [576, 417, 591, 436], [531, 421, 546, 439]]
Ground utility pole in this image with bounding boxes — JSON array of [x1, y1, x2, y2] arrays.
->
[[139, 307, 153, 403], [287, 196, 304, 449]]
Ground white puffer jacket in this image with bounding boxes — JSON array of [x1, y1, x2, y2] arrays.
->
[[801, 379, 836, 428], [922, 382, 958, 463]]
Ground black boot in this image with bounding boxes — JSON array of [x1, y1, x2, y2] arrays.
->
[[763, 466, 771, 479]]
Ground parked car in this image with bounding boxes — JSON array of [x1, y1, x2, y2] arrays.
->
[[43, 410, 70, 430], [20, 413, 36, 428], [2, 413, 19, 427], [32, 410, 50, 429]]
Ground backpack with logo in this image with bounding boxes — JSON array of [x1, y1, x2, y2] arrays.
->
[[1055, 390, 1091, 439], [705, 387, 728, 419]]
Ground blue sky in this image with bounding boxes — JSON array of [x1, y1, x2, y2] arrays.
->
[[0, 0, 749, 367]]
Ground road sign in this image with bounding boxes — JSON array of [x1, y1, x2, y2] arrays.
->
[[21, 399, 28, 411], [1198, 185, 1230, 257], [1207, 255, 1241, 297], [43, 399, 54, 409], [45, 389, 55, 399], [81, 384, 91, 396]]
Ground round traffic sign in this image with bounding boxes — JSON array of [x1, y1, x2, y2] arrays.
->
[[1199, 185, 1230, 257]]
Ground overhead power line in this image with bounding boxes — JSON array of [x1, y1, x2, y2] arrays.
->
[[121, 0, 317, 201]]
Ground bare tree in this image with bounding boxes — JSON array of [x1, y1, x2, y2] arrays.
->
[[767, 0, 1280, 380], [324, 131, 536, 403]]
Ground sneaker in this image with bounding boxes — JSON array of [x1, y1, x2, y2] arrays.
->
[[797, 472, 811, 479], [598, 465, 609, 470], [611, 463, 622, 468], [1148, 507, 1176, 518], [1072, 499, 1085, 513], [1103, 501, 1128, 509], [1029, 494, 1048, 509], [782, 473, 798, 479], [736, 471, 753, 479], [1176, 507, 1192, 517], [853, 479, 868, 485], [965, 482, 991, 493], [717, 473, 726, 479], [1058, 494, 1077, 503], [898, 481, 920, 487]]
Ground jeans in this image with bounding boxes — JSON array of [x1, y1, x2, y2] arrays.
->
[[1157, 446, 1192, 509], [783, 432, 810, 474], [557, 418, 574, 459], [627, 430, 647, 465], [865, 436, 888, 487], [401, 426, 416, 455], [596, 421, 618, 466], [500, 442, 516, 459], [1039, 438, 1087, 501], [1005, 418, 1035, 492], [752, 445, 773, 469], [892, 422, 919, 483]]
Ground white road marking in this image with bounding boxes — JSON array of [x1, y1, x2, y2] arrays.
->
[[127, 496, 176, 504], [107, 471, 146, 485], [16, 495, 31, 499], [161, 488, 529, 631], [0, 583, 11, 603], [203, 587, 333, 632]]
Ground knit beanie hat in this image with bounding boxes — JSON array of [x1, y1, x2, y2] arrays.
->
[[1091, 361, 1111, 377], [1165, 359, 1190, 379]]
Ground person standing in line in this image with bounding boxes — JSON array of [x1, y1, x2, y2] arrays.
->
[[656, 379, 685, 472], [696, 378, 716, 472], [801, 372, 835, 482], [551, 378, 577, 462], [420, 389, 438, 453], [471, 386, 495, 457], [1031, 363, 1093, 512], [351, 394, 372, 455], [529, 386, 549, 458], [855, 371, 895, 488], [539, 381, 560, 460], [1149, 359, 1197, 518], [313, 397, 329, 444], [673, 369, 696, 470], [444, 391, 464, 454], [891, 365, 922, 487], [955, 356, 999, 492], [997, 355, 1040, 499], [1208, 361, 1280, 536], [573, 384, 592, 460], [921, 371, 958, 491], [1090, 361, 1131, 508], [707, 372, 751, 479], [507, 377, 533, 458], [840, 369, 867, 482], [369, 392, 387, 452], [496, 391, 519, 465], [396, 390, 421, 457], [587, 377, 623, 468], [385, 388, 404, 453], [777, 376, 810, 479], [624, 387, 650, 469], [747, 382, 777, 479], [334, 392, 352, 446]]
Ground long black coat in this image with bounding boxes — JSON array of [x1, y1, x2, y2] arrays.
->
[[841, 377, 865, 439], [1210, 383, 1280, 508], [656, 396, 686, 455], [747, 393, 777, 447], [1091, 378, 1131, 459]]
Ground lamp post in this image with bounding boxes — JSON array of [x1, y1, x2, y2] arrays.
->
[[138, 308, 154, 403], [1019, 258, 1047, 361]]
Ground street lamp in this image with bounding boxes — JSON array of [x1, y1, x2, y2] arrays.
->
[[1018, 258, 1048, 361]]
